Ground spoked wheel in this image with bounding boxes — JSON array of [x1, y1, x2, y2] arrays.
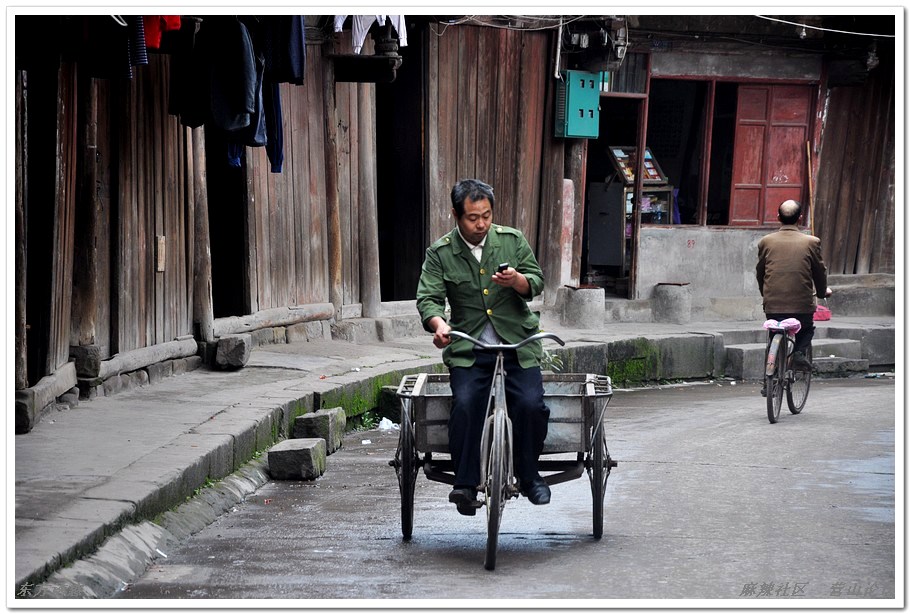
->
[[787, 346, 812, 414], [766, 334, 785, 424], [393, 405, 419, 540], [483, 408, 509, 571], [588, 422, 611, 539]]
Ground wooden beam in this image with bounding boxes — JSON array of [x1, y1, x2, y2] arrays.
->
[[323, 42, 344, 318], [191, 127, 214, 341], [71, 73, 100, 347], [357, 83, 382, 317], [97, 337, 198, 380], [212, 303, 335, 337], [330, 53, 402, 83], [15, 362, 77, 434], [565, 139, 587, 285]]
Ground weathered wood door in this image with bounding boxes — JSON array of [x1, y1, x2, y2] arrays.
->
[[112, 55, 194, 352], [728, 84, 813, 225]]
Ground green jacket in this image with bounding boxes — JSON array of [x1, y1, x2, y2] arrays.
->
[[416, 224, 545, 369]]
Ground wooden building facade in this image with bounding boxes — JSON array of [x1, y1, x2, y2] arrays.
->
[[14, 14, 896, 432]]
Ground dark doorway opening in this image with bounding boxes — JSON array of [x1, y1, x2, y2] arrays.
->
[[708, 82, 737, 225], [23, 64, 58, 386], [646, 79, 708, 224], [205, 127, 249, 318], [376, 25, 425, 302], [582, 95, 641, 296]]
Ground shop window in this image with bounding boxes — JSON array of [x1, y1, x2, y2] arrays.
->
[[647, 79, 814, 227]]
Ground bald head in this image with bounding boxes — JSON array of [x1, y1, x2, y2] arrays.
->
[[778, 200, 802, 225]]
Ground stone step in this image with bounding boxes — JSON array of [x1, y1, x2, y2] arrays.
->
[[725, 338, 863, 380], [812, 356, 870, 377], [718, 329, 765, 345]]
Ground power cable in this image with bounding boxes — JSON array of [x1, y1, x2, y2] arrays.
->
[[754, 15, 895, 38]]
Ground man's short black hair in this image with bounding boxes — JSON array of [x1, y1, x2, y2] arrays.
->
[[451, 179, 495, 218], [778, 200, 802, 225]]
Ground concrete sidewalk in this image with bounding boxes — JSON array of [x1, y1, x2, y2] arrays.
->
[[13, 313, 896, 598]]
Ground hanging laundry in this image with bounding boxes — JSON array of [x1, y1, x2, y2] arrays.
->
[[386, 15, 408, 48], [334, 15, 385, 54], [221, 17, 267, 149], [144, 15, 181, 49], [260, 15, 306, 85], [263, 81, 284, 172], [76, 15, 149, 79]]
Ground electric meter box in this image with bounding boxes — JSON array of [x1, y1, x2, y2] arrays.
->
[[554, 70, 602, 138]]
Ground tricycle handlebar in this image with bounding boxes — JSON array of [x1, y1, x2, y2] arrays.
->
[[448, 330, 565, 351]]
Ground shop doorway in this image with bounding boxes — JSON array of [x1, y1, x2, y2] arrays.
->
[[582, 95, 642, 297]]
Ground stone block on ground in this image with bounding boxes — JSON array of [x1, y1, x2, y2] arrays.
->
[[652, 283, 692, 324], [287, 320, 332, 343], [146, 360, 174, 384], [293, 407, 346, 454], [557, 286, 605, 328], [268, 438, 326, 480], [215, 334, 252, 369]]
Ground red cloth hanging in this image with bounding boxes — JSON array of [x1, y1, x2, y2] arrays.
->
[[144, 15, 181, 49]]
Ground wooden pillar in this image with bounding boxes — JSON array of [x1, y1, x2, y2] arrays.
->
[[191, 126, 214, 342], [15, 70, 27, 390], [539, 55, 566, 304], [71, 74, 100, 348], [566, 139, 587, 286], [357, 83, 381, 318], [323, 43, 343, 319]]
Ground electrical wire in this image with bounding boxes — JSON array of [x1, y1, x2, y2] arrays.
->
[[433, 14, 588, 35], [754, 15, 895, 38]]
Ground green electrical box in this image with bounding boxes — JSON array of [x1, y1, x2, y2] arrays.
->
[[554, 70, 603, 138]]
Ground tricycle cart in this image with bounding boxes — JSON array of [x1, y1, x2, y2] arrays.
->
[[390, 369, 616, 569]]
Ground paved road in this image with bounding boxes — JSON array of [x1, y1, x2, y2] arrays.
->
[[117, 377, 896, 603]]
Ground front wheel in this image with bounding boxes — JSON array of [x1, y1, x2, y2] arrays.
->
[[484, 408, 508, 571], [787, 346, 812, 413], [394, 402, 418, 540]]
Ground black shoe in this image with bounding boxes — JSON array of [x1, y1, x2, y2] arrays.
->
[[520, 477, 551, 505], [448, 487, 480, 516], [792, 351, 812, 370]]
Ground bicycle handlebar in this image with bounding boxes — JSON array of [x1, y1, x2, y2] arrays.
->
[[447, 330, 565, 351]]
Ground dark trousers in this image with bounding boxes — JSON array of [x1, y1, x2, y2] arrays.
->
[[765, 312, 816, 356], [448, 350, 549, 488]]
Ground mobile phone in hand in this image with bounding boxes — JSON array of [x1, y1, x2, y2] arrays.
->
[[497, 262, 509, 274]]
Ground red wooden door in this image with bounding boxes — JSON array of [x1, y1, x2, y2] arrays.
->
[[729, 84, 813, 225]]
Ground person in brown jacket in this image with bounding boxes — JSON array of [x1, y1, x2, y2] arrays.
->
[[756, 200, 832, 379]]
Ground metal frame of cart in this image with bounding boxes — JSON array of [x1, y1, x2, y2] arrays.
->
[[391, 371, 616, 568]]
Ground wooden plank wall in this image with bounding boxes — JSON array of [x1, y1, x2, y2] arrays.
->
[[334, 39, 366, 309], [92, 79, 114, 357], [48, 62, 78, 373], [814, 67, 895, 275], [426, 24, 551, 250], [113, 54, 193, 353], [246, 41, 357, 310]]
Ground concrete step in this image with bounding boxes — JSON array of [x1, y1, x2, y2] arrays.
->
[[813, 356, 870, 377], [718, 329, 765, 345], [725, 338, 863, 380]]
